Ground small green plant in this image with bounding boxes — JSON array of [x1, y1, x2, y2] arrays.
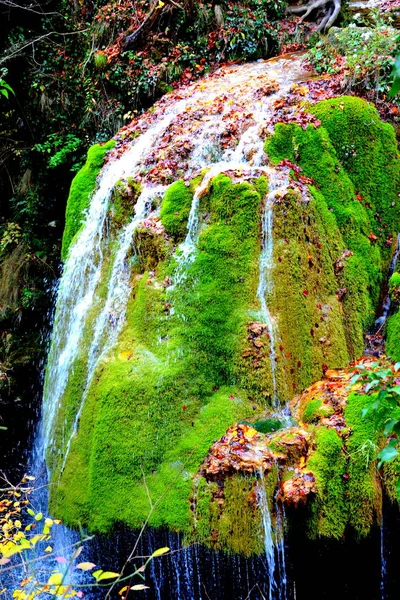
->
[[34, 134, 83, 171], [93, 51, 108, 70], [0, 78, 14, 100], [350, 361, 400, 495]]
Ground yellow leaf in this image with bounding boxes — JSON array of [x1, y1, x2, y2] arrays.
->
[[152, 547, 169, 557], [45, 518, 54, 527], [47, 573, 63, 586], [96, 571, 120, 581], [156, 0, 164, 7], [34, 512, 43, 521], [76, 562, 96, 571], [45, 546, 53, 553], [14, 520, 21, 528]]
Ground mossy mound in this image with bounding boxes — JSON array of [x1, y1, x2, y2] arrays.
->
[[265, 96, 400, 359], [50, 174, 264, 532], [61, 140, 115, 261], [160, 179, 194, 242]]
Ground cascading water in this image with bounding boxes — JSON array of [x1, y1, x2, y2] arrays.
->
[[41, 101, 189, 459], [60, 185, 165, 473], [256, 171, 290, 406], [257, 470, 278, 600], [22, 53, 312, 597], [374, 233, 400, 332], [257, 465, 288, 600]]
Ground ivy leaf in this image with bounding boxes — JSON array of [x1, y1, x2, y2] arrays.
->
[[384, 419, 398, 436], [377, 444, 398, 468]]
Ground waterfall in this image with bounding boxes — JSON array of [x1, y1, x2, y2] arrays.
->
[[41, 101, 188, 460], [256, 171, 290, 406], [60, 185, 164, 473], [26, 53, 310, 597], [257, 470, 278, 600]]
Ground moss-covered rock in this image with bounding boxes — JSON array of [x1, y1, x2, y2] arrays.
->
[[50, 174, 264, 532], [50, 95, 400, 547], [265, 96, 400, 360], [109, 177, 142, 230], [61, 140, 115, 261], [160, 180, 194, 242]]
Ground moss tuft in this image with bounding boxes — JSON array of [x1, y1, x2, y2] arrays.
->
[[62, 140, 115, 260], [306, 426, 347, 539], [160, 180, 193, 242]]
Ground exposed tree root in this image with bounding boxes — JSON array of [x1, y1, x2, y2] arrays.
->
[[123, 0, 185, 51], [289, 0, 341, 32]]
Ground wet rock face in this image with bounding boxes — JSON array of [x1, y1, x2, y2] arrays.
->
[[196, 357, 400, 546], [200, 423, 275, 478], [199, 422, 314, 505]]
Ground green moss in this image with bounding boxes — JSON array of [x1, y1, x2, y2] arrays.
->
[[133, 227, 169, 272], [344, 392, 385, 537], [61, 140, 115, 261], [307, 426, 347, 539], [310, 97, 400, 237], [301, 398, 333, 424], [389, 272, 400, 303], [386, 310, 400, 362], [160, 180, 193, 242], [51, 174, 264, 533], [109, 178, 142, 229], [271, 186, 349, 392], [265, 97, 400, 359], [194, 470, 281, 556]]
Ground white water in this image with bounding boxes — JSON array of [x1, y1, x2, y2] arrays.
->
[[59, 186, 164, 473], [257, 171, 290, 406], [42, 100, 188, 458], [257, 470, 278, 600]]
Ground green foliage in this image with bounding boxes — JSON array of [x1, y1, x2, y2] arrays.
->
[[0, 78, 14, 100], [349, 362, 400, 502], [34, 134, 83, 171], [61, 140, 115, 261], [307, 26, 400, 104]]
